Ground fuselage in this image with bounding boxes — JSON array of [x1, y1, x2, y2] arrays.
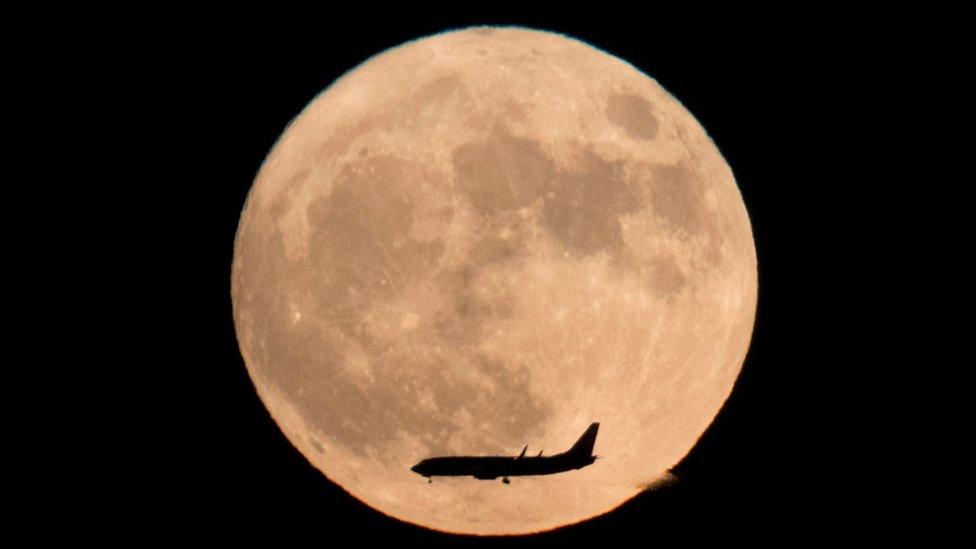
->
[[411, 452, 595, 480], [410, 422, 600, 482]]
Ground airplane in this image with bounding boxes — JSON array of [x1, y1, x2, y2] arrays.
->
[[410, 422, 600, 484]]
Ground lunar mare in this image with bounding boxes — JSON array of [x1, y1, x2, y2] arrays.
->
[[232, 27, 757, 535]]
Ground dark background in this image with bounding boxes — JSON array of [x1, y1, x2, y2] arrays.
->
[[114, 11, 903, 545]]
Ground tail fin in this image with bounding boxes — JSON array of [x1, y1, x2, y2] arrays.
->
[[566, 422, 600, 457]]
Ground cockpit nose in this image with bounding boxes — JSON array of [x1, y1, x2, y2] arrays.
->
[[410, 463, 421, 473]]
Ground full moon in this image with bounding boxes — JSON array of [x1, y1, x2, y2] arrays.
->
[[232, 27, 756, 535]]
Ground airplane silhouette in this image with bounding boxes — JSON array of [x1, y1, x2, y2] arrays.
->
[[410, 422, 600, 484]]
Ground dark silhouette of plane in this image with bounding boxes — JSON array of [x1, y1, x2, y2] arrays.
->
[[410, 422, 600, 484]]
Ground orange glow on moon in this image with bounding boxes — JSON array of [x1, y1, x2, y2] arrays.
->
[[231, 27, 757, 535]]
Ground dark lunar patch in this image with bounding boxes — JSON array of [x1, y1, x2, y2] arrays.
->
[[313, 119, 375, 165], [647, 162, 707, 236], [452, 131, 552, 214], [283, 167, 311, 194], [646, 255, 687, 296], [607, 92, 660, 141], [435, 265, 484, 345], [470, 235, 519, 264], [434, 263, 515, 346], [704, 239, 723, 266], [503, 99, 529, 121], [542, 150, 642, 255], [309, 439, 324, 453], [401, 74, 471, 127], [432, 268, 482, 346], [267, 170, 310, 227], [468, 213, 529, 265], [414, 74, 464, 106], [306, 155, 444, 325], [453, 130, 642, 256]]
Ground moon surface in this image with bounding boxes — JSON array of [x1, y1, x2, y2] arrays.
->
[[231, 27, 757, 535]]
